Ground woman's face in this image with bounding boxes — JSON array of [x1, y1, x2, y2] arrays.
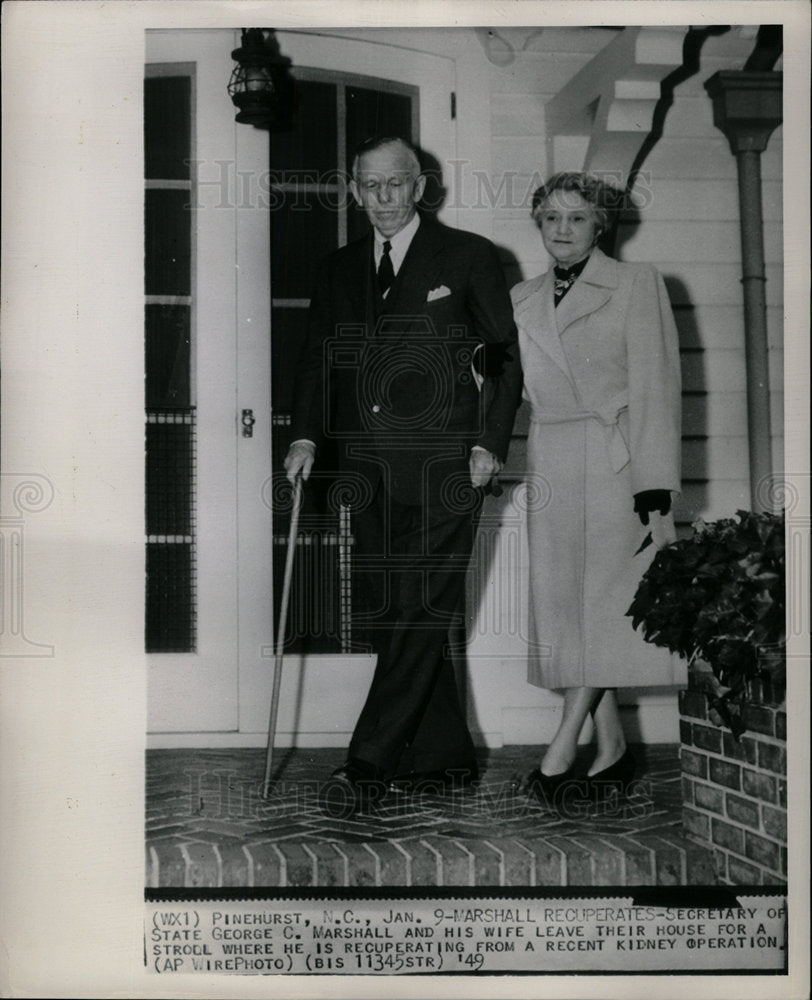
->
[[535, 189, 600, 267]]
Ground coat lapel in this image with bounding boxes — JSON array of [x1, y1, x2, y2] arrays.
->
[[513, 270, 573, 380], [554, 248, 617, 334], [514, 248, 620, 381]]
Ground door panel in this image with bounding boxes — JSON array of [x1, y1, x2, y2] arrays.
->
[[146, 30, 249, 733]]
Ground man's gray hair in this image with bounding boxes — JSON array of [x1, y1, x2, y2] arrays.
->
[[351, 136, 422, 179]]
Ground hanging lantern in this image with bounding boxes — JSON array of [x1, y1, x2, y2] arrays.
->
[[228, 28, 284, 127]]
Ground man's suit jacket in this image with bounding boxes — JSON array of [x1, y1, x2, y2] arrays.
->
[[292, 217, 523, 506]]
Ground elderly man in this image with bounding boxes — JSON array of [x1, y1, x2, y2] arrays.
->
[[284, 136, 521, 813]]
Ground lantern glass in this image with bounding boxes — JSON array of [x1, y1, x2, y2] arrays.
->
[[228, 66, 274, 98], [246, 67, 272, 92], [228, 28, 289, 128]]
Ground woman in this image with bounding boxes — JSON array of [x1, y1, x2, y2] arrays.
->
[[511, 172, 684, 802]]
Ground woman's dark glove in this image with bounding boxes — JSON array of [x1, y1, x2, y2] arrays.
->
[[633, 489, 671, 525]]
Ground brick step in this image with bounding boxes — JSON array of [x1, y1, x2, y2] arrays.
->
[[146, 830, 715, 889], [146, 745, 716, 889]]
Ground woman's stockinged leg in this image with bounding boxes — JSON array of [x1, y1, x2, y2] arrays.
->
[[587, 689, 627, 775], [539, 687, 601, 775]]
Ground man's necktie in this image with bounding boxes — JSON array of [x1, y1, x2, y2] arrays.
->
[[378, 240, 394, 297]]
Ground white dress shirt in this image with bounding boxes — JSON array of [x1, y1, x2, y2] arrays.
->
[[373, 212, 420, 297]]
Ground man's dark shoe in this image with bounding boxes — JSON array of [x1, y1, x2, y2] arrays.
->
[[387, 762, 480, 796], [318, 760, 388, 818]]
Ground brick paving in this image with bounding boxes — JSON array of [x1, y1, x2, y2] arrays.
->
[[146, 744, 717, 889]]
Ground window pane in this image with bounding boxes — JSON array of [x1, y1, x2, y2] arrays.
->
[[146, 542, 195, 652], [145, 304, 191, 409], [145, 65, 195, 655], [271, 306, 308, 410], [273, 534, 342, 654], [269, 78, 337, 175], [145, 189, 192, 295], [146, 419, 194, 536], [270, 193, 338, 298], [144, 75, 192, 179], [345, 85, 414, 168]]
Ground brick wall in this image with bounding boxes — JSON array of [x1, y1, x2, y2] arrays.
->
[[679, 689, 787, 885]]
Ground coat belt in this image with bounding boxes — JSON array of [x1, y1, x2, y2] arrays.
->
[[530, 393, 630, 473]]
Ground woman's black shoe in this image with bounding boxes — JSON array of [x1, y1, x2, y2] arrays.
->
[[521, 766, 582, 809], [584, 748, 637, 799]]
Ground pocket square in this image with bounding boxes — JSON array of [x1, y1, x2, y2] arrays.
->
[[427, 285, 451, 302]]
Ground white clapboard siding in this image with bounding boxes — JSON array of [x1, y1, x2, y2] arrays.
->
[[505, 434, 758, 495], [494, 219, 547, 273], [660, 265, 783, 307], [637, 178, 782, 221], [675, 481, 753, 522], [620, 220, 782, 264], [491, 91, 548, 138], [673, 305, 783, 350], [682, 436, 750, 481], [489, 50, 617, 98], [492, 136, 550, 178]]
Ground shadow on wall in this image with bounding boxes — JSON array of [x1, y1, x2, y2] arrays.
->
[[616, 205, 709, 530], [662, 273, 709, 529], [627, 25, 733, 189], [419, 144, 526, 288], [417, 146, 446, 222]]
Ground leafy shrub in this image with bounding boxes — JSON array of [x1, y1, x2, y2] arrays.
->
[[628, 510, 785, 735]]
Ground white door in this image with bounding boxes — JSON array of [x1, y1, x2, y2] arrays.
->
[[146, 30, 272, 735]]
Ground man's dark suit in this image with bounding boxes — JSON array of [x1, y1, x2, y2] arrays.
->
[[291, 216, 522, 779]]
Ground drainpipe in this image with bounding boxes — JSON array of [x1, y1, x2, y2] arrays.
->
[[704, 70, 782, 511]]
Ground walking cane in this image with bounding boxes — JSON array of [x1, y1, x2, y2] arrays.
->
[[263, 472, 303, 798]]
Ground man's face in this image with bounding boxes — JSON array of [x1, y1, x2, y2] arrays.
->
[[350, 143, 426, 239]]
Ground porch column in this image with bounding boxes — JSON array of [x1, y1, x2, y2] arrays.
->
[[704, 70, 782, 511]]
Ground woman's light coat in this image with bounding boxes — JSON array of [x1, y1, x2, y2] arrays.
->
[[512, 248, 686, 689]]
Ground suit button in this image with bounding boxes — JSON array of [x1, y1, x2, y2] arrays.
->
[[372, 404, 381, 413]]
